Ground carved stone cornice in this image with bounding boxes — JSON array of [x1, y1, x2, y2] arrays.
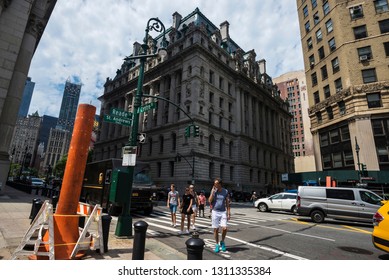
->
[[309, 81, 389, 115], [308, 88, 351, 115], [1, 0, 12, 9], [353, 81, 389, 93], [26, 15, 45, 39]]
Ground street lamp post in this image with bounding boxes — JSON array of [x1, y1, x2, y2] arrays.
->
[[355, 137, 361, 183], [115, 18, 167, 237], [176, 150, 195, 185]]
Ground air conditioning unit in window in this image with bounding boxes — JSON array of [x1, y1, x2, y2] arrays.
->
[[359, 55, 368, 61], [310, 62, 315, 68]]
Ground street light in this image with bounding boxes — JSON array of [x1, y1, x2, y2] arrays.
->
[[115, 17, 167, 237], [355, 136, 361, 183], [175, 150, 195, 184]]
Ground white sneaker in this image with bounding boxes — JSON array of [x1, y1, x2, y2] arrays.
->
[[192, 226, 196, 230], [185, 230, 190, 234], [173, 224, 177, 228], [178, 230, 184, 235]]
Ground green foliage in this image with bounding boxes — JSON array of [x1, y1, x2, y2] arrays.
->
[[54, 154, 68, 178]]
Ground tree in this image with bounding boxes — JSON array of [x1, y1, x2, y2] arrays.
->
[[54, 154, 67, 178]]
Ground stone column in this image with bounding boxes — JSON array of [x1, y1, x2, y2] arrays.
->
[[0, 16, 39, 192]]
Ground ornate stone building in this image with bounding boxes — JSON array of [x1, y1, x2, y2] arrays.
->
[[0, 0, 57, 192], [94, 8, 293, 194], [297, 0, 389, 172]]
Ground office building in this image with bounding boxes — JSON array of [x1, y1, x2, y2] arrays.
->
[[296, 0, 389, 172], [56, 78, 82, 134], [274, 70, 316, 172], [43, 79, 81, 169], [94, 8, 293, 195], [18, 77, 35, 117]]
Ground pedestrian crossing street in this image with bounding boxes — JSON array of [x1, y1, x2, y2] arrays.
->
[[131, 208, 292, 237], [129, 208, 306, 260]]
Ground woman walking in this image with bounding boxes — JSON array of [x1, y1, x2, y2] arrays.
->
[[179, 186, 194, 234]]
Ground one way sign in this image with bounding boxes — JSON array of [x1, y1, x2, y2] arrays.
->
[[137, 133, 146, 143]]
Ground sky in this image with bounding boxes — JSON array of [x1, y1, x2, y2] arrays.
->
[[27, 0, 304, 117]]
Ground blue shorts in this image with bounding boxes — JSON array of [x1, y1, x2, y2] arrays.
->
[[169, 204, 178, 213]]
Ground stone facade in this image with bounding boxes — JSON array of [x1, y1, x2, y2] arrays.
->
[[0, 0, 57, 192], [296, 0, 389, 172], [94, 9, 293, 195]]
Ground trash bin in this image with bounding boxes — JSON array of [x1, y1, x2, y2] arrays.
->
[[101, 214, 112, 253], [30, 199, 43, 224]]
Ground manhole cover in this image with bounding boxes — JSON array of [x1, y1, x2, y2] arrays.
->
[[338, 246, 374, 255]]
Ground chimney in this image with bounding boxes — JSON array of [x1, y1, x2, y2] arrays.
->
[[172, 12, 182, 29], [220, 21, 230, 41], [133, 41, 141, 56], [258, 59, 266, 75]]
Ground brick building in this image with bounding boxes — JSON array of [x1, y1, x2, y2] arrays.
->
[[296, 0, 389, 173]]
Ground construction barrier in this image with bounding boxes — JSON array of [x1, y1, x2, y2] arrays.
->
[[12, 201, 103, 260]]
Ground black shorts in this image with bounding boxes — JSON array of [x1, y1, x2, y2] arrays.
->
[[181, 206, 193, 215], [199, 204, 205, 211]]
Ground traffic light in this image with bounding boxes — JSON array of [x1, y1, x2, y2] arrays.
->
[[361, 164, 368, 177], [194, 125, 200, 137], [185, 126, 190, 137]]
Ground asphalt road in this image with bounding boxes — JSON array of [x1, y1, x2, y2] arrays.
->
[[127, 201, 389, 260]]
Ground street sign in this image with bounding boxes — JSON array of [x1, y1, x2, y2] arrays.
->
[[122, 146, 137, 166], [110, 108, 132, 119], [137, 133, 146, 143], [361, 177, 375, 181], [137, 102, 157, 113], [103, 114, 132, 127]]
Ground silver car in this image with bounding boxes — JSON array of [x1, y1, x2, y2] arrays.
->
[[31, 177, 45, 187], [254, 192, 297, 213]]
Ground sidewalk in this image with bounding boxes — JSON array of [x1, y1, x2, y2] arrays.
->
[[0, 185, 186, 260]]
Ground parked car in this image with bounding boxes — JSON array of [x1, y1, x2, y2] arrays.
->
[[30, 177, 45, 187], [254, 192, 297, 213], [372, 201, 389, 253], [296, 186, 384, 223]]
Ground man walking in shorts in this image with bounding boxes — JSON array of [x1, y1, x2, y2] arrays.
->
[[208, 178, 230, 253]]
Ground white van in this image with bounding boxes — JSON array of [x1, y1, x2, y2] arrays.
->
[[296, 186, 384, 223]]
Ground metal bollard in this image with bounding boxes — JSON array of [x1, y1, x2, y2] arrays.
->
[[101, 214, 112, 253], [51, 195, 59, 210], [185, 231, 205, 260], [30, 199, 43, 224], [132, 220, 148, 260], [29, 198, 41, 219]]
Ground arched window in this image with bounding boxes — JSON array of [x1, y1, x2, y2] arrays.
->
[[219, 138, 225, 156], [159, 135, 164, 153], [209, 135, 215, 154], [148, 138, 153, 155], [171, 133, 177, 151]]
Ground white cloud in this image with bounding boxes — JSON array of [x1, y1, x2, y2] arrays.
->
[[28, 0, 304, 117]]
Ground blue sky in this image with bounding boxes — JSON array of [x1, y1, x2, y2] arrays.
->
[[28, 0, 304, 117]]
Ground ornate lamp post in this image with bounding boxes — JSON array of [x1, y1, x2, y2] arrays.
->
[[355, 137, 361, 183], [115, 18, 167, 237]]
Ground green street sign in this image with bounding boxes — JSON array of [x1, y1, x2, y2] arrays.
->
[[103, 114, 132, 127], [110, 108, 132, 120], [137, 102, 157, 114]]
